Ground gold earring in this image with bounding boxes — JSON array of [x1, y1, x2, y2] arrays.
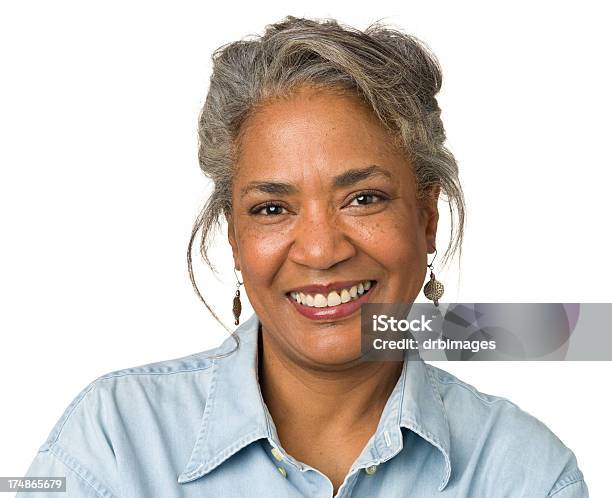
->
[[232, 268, 243, 326], [423, 248, 444, 306]]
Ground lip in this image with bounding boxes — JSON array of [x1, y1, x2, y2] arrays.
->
[[287, 280, 372, 295], [287, 281, 377, 321]]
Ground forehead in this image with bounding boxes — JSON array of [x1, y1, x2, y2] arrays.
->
[[234, 86, 407, 182]]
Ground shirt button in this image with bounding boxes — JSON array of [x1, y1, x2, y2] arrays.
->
[[271, 447, 284, 462], [365, 465, 378, 475], [277, 466, 287, 478]]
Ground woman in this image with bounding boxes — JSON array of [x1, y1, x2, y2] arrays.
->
[[22, 16, 587, 497]]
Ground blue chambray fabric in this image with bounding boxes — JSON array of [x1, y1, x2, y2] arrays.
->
[[20, 312, 588, 497]]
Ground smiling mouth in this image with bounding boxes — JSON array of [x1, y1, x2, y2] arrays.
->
[[287, 280, 375, 308]]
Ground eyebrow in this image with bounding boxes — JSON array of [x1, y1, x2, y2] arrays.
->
[[239, 165, 392, 198]]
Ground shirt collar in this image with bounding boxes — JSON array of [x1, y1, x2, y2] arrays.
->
[[384, 348, 452, 491], [177, 312, 452, 491], [177, 312, 270, 484]]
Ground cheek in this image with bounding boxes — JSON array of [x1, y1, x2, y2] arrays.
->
[[386, 234, 423, 273], [347, 210, 426, 272], [236, 223, 289, 286]]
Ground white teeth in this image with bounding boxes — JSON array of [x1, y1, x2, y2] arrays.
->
[[313, 294, 327, 307], [327, 291, 341, 306], [340, 289, 351, 303], [289, 280, 374, 308]]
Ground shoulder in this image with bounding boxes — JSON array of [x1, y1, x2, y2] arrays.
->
[[425, 363, 587, 496], [27, 344, 228, 496], [40, 346, 221, 452], [426, 363, 564, 445]]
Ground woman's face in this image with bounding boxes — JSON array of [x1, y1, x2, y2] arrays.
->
[[228, 85, 439, 369]]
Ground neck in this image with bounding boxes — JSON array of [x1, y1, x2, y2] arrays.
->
[[258, 325, 404, 439]]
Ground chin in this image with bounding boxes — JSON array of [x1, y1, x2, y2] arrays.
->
[[293, 322, 364, 368]]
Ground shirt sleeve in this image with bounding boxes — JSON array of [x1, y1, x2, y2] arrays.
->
[[18, 379, 119, 498], [17, 447, 115, 498], [547, 468, 589, 497]]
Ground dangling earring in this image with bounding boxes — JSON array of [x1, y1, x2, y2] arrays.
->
[[423, 248, 444, 307], [232, 268, 243, 326]]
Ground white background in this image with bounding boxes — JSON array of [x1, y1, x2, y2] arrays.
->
[[1, 1, 610, 495]]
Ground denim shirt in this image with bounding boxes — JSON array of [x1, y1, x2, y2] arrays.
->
[[21, 312, 588, 497]]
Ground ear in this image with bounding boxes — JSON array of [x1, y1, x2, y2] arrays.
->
[[420, 183, 440, 254], [225, 208, 241, 271]]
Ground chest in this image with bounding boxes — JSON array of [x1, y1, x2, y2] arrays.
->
[[292, 444, 361, 495], [117, 431, 524, 498], [276, 429, 376, 495]]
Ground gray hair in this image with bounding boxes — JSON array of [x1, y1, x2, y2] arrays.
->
[[188, 15, 466, 328]]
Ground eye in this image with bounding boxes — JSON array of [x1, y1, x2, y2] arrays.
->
[[250, 202, 288, 216], [346, 190, 389, 207]]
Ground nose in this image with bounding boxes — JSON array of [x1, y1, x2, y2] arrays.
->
[[287, 203, 356, 270]]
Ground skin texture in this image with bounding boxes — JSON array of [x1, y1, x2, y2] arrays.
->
[[226, 84, 440, 494]]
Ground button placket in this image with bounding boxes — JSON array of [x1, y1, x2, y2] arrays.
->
[[271, 447, 284, 462], [364, 464, 378, 475], [269, 445, 289, 479]]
